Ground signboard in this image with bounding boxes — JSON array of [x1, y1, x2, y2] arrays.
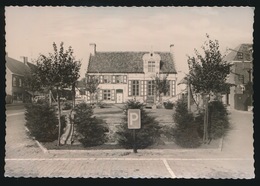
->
[[128, 109, 141, 129]]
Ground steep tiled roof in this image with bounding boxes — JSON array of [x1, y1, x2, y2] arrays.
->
[[26, 61, 37, 72], [6, 56, 32, 76], [224, 44, 253, 62], [87, 52, 177, 74]]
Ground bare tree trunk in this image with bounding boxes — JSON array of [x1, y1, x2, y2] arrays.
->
[[56, 87, 61, 146], [49, 89, 52, 106], [72, 83, 75, 108], [203, 95, 209, 143]]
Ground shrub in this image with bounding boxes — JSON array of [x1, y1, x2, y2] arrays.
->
[[163, 100, 175, 109], [116, 99, 161, 149], [73, 102, 108, 147], [197, 100, 230, 139], [25, 103, 66, 142], [172, 98, 202, 148]]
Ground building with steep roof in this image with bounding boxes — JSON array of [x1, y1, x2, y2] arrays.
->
[[85, 44, 178, 105], [6, 56, 36, 103], [223, 43, 253, 111]]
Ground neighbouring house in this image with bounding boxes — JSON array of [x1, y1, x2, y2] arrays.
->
[[5, 55, 37, 104], [75, 80, 88, 103], [222, 43, 253, 111], [85, 43, 178, 105]]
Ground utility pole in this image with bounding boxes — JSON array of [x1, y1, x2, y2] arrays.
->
[[187, 78, 191, 113], [178, 69, 191, 112]]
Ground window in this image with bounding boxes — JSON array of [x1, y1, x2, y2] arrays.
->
[[237, 52, 244, 59], [132, 80, 139, 96], [163, 80, 170, 96], [116, 75, 123, 83], [103, 75, 111, 83], [12, 76, 17, 87], [148, 61, 155, 72], [19, 78, 22, 87], [103, 90, 111, 100], [128, 80, 140, 96], [148, 81, 155, 96]]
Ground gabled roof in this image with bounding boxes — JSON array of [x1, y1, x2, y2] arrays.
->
[[6, 56, 36, 76], [87, 52, 177, 74], [224, 43, 253, 62]]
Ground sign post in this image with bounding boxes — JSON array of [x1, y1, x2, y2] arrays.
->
[[128, 109, 141, 153]]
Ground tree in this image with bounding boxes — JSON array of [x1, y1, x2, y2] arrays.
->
[[172, 97, 202, 148], [82, 75, 100, 104], [153, 73, 170, 104], [73, 102, 108, 147], [116, 99, 161, 149], [25, 103, 66, 142], [187, 34, 232, 143], [35, 42, 81, 146], [23, 66, 44, 101]]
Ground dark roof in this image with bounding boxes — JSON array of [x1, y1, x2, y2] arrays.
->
[[26, 61, 37, 72], [6, 56, 32, 76], [224, 43, 253, 62], [87, 52, 177, 74]]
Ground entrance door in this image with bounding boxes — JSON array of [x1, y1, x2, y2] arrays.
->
[[116, 89, 123, 103]]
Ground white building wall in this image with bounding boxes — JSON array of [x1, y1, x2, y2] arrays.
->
[[5, 68, 12, 95]]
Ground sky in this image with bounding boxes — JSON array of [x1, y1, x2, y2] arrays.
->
[[5, 7, 254, 80]]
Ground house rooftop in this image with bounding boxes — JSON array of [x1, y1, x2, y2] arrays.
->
[[6, 56, 35, 76], [224, 43, 253, 62], [87, 51, 177, 74]]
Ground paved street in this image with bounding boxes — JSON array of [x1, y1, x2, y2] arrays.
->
[[4, 105, 254, 178]]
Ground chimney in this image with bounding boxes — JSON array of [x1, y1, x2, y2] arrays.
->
[[170, 44, 174, 53], [24, 56, 28, 64], [89, 43, 96, 56], [20, 56, 28, 65]]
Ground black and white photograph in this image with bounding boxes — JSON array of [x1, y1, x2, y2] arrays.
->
[[4, 6, 254, 178]]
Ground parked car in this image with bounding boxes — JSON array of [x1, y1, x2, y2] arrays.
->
[[33, 96, 46, 103]]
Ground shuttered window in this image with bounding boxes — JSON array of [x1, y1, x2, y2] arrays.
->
[[140, 81, 144, 96], [112, 76, 116, 83], [98, 89, 103, 100], [123, 76, 127, 83], [87, 91, 90, 101], [111, 89, 115, 101], [128, 80, 132, 96], [99, 76, 103, 83], [172, 80, 176, 96], [144, 81, 147, 96]]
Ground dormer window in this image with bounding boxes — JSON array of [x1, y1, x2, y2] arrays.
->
[[142, 52, 161, 73], [148, 61, 155, 72]]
